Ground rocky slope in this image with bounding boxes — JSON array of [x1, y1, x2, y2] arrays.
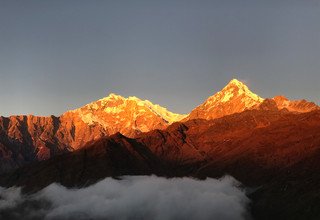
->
[[0, 94, 185, 172], [0, 78, 318, 174], [67, 93, 186, 136], [272, 95, 319, 112], [186, 79, 318, 121], [185, 79, 264, 120], [2, 109, 320, 219]]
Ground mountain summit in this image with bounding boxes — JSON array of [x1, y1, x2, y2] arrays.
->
[[0, 79, 318, 173], [2, 81, 320, 220], [185, 79, 319, 121], [186, 79, 264, 120], [0, 93, 185, 171], [67, 93, 186, 136]]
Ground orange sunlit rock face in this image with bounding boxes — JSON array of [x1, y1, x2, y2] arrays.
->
[[272, 95, 319, 112], [0, 79, 318, 173], [0, 94, 185, 172], [4, 109, 320, 197], [186, 79, 318, 121], [185, 79, 264, 121], [2, 79, 320, 220]]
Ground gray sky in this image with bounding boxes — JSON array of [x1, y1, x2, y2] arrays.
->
[[0, 0, 319, 116]]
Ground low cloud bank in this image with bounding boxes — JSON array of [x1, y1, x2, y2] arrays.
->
[[0, 175, 250, 220]]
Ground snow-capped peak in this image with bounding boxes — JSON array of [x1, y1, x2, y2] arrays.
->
[[220, 79, 263, 103], [66, 93, 186, 136], [203, 79, 264, 107], [186, 78, 264, 120], [102, 93, 125, 101], [227, 78, 247, 87]]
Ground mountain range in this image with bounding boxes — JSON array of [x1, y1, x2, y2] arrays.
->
[[1, 79, 320, 219]]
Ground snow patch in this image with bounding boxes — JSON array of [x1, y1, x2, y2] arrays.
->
[[104, 107, 124, 114], [221, 92, 234, 102]]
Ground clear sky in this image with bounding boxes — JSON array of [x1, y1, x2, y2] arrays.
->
[[0, 0, 319, 116]]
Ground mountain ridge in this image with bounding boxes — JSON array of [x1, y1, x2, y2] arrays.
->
[[186, 79, 319, 120], [0, 78, 318, 173], [3, 108, 320, 219], [1, 78, 320, 219]]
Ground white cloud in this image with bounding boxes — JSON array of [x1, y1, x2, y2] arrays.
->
[[0, 175, 250, 220]]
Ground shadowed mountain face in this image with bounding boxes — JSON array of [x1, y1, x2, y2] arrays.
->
[[0, 94, 185, 173], [2, 109, 320, 219], [0, 79, 317, 173], [1, 79, 320, 219]]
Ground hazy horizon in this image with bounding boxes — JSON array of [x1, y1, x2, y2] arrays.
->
[[1, 0, 319, 116]]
